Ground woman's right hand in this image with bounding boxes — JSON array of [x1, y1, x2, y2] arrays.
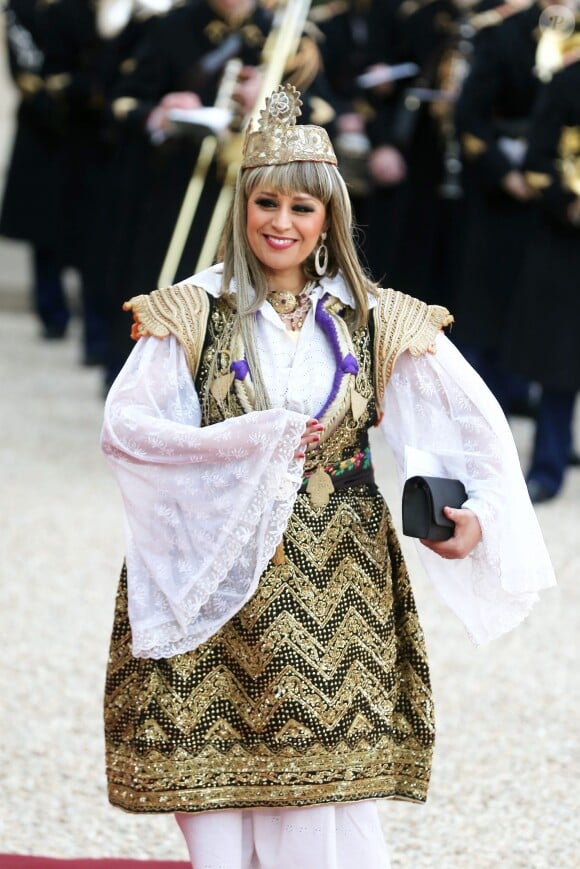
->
[[295, 419, 324, 458]]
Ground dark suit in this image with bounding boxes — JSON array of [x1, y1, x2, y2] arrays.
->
[[452, 2, 543, 407], [1, 0, 109, 351], [100, 0, 332, 387], [363, 0, 491, 309], [503, 59, 580, 496]]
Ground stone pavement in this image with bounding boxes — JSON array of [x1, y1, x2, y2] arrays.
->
[[1, 291, 577, 869]]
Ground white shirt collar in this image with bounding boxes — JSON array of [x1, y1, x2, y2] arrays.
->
[[183, 263, 378, 311]]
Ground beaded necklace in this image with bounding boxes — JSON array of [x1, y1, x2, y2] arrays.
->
[[267, 282, 314, 332]]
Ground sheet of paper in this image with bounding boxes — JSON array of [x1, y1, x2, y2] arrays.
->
[[356, 62, 420, 89], [404, 446, 448, 479], [167, 106, 233, 135]]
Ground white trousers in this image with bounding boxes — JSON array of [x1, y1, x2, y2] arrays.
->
[[176, 801, 391, 869]]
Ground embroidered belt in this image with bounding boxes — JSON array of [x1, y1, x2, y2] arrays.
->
[[299, 447, 376, 507], [272, 449, 376, 565]]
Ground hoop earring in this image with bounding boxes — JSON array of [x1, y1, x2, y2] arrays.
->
[[314, 232, 329, 277]]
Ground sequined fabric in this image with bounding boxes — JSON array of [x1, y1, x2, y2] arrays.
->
[[104, 297, 435, 813]]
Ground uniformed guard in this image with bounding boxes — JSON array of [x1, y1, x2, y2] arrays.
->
[[502, 23, 580, 502], [361, 0, 501, 311], [0, 0, 113, 363], [310, 1, 375, 221], [34, 0, 113, 365], [99, 0, 336, 392], [78, 0, 182, 372], [452, 0, 550, 412], [1, 0, 71, 340]]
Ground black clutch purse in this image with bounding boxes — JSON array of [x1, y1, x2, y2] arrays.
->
[[402, 475, 467, 541]]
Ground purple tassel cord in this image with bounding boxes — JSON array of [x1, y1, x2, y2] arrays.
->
[[230, 359, 250, 380], [315, 297, 359, 419], [229, 298, 358, 420]]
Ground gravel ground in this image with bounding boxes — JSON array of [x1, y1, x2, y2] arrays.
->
[[1, 310, 577, 868]]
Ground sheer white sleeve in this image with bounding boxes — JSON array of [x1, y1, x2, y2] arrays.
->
[[380, 334, 556, 645], [101, 335, 308, 659]]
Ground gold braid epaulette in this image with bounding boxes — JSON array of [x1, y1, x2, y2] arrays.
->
[[373, 287, 453, 404], [123, 282, 211, 377]]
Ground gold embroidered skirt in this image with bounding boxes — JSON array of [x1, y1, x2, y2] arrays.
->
[[104, 486, 435, 813]]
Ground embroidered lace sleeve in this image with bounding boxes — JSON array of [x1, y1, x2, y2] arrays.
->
[[101, 335, 308, 659], [380, 334, 556, 645]]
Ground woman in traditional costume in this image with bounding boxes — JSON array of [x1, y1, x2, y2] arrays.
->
[[101, 84, 555, 868]]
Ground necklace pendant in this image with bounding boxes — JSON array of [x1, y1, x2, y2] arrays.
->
[[305, 466, 335, 508], [267, 291, 298, 315], [350, 386, 369, 422], [210, 371, 235, 402]]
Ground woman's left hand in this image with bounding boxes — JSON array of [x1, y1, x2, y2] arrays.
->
[[420, 507, 482, 560]]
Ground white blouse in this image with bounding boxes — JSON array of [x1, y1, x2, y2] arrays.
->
[[101, 266, 555, 660]]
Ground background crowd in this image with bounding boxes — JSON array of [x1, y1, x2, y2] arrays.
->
[[1, 0, 579, 503]]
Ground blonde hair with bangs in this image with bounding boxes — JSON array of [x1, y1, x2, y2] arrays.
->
[[217, 161, 377, 410]]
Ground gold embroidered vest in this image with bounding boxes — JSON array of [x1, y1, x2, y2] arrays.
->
[[123, 280, 452, 418]]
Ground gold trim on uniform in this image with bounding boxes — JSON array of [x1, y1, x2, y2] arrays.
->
[[524, 171, 552, 191], [284, 36, 322, 94], [308, 1, 349, 25], [45, 73, 71, 95], [307, 95, 337, 127], [204, 19, 266, 48], [240, 23, 266, 49], [558, 126, 580, 194], [470, 2, 527, 34], [111, 96, 139, 119], [461, 131, 488, 159], [16, 73, 43, 96], [119, 57, 138, 76], [399, 0, 439, 19], [559, 125, 580, 158]]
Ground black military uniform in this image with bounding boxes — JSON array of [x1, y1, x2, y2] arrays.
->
[[453, 1, 545, 409], [310, 1, 374, 221], [101, 0, 331, 389], [35, 0, 110, 362], [313, 0, 372, 104], [502, 55, 580, 501], [79, 0, 179, 371], [0, 0, 70, 337], [34, 0, 102, 266], [1, 0, 109, 356], [362, 0, 492, 309]]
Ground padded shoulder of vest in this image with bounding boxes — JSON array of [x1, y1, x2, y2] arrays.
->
[[372, 287, 453, 403], [123, 281, 211, 377]]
